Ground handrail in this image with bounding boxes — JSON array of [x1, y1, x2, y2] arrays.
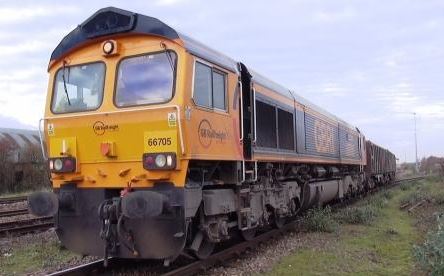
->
[[238, 80, 244, 143], [253, 161, 258, 182], [38, 118, 47, 160], [252, 87, 257, 144], [241, 160, 246, 183]]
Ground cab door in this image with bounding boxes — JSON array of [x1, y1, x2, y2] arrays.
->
[[238, 63, 254, 160], [187, 58, 242, 161]]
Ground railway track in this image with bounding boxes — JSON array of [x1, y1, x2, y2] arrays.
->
[[48, 259, 111, 276], [0, 195, 28, 204], [0, 216, 53, 237], [394, 176, 424, 184], [48, 175, 426, 276]]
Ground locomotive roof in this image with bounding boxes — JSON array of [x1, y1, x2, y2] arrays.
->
[[50, 7, 239, 72], [250, 70, 357, 130], [51, 7, 358, 131]]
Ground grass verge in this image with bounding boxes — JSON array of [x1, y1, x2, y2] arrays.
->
[[413, 215, 444, 275], [0, 234, 78, 275], [268, 178, 444, 275]]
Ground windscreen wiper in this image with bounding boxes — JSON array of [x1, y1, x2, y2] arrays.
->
[[62, 61, 71, 106], [160, 42, 175, 74]]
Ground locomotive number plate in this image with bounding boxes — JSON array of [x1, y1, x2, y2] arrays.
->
[[144, 130, 177, 153]]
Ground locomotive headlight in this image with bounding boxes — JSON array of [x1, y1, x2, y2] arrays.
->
[[155, 154, 167, 168], [102, 40, 114, 54], [101, 40, 119, 56], [54, 159, 63, 171]]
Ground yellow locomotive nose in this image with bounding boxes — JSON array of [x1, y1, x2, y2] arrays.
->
[[45, 102, 183, 188]]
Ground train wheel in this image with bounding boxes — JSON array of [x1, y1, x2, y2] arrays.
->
[[273, 211, 286, 229], [290, 198, 302, 216], [241, 228, 257, 241], [193, 238, 215, 259]]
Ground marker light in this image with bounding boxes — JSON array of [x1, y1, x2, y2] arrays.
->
[[63, 158, 75, 171], [48, 157, 76, 173], [143, 153, 176, 170], [166, 155, 173, 166], [144, 155, 154, 166]]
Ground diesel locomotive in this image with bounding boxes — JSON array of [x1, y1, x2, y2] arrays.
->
[[28, 7, 396, 264]]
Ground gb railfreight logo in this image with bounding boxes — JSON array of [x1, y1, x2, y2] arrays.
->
[[198, 119, 228, 148], [93, 121, 119, 135]]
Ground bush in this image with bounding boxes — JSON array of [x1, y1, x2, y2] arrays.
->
[[303, 206, 338, 233], [418, 183, 431, 193], [400, 182, 413, 191], [367, 195, 388, 209], [385, 227, 399, 235], [413, 214, 444, 275], [335, 205, 378, 225], [426, 175, 443, 183], [432, 192, 444, 205], [382, 190, 394, 200]]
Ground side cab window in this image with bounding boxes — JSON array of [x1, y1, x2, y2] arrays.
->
[[193, 61, 227, 111]]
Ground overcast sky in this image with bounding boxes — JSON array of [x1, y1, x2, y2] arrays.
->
[[0, 0, 442, 162]]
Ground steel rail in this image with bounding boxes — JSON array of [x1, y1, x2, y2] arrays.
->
[[48, 258, 117, 276], [0, 217, 53, 237], [0, 208, 28, 217], [0, 195, 28, 204], [394, 176, 424, 184]]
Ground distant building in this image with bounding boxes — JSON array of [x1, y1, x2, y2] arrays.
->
[[0, 128, 41, 163], [0, 128, 45, 191]]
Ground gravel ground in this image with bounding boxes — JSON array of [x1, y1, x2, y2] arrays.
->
[[0, 214, 36, 224], [199, 228, 338, 276], [0, 201, 27, 211]]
